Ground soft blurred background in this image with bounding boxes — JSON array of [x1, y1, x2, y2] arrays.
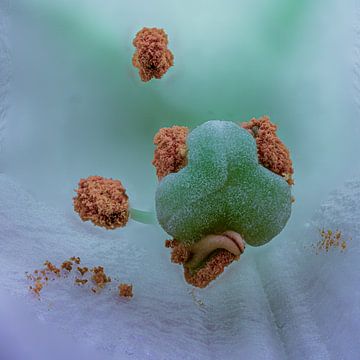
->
[[6, 0, 360, 223], [1, 0, 360, 359]]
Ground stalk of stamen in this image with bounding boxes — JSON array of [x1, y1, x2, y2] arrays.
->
[[185, 232, 245, 270], [130, 208, 158, 225]]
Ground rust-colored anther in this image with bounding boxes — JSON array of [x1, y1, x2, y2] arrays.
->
[[165, 231, 245, 289], [184, 250, 236, 289], [73, 176, 129, 229], [185, 231, 245, 270], [132, 27, 174, 82], [241, 116, 294, 185], [152, 126, 189, 179]]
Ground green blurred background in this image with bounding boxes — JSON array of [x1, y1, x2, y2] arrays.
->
[[6, 0, 360, 234]]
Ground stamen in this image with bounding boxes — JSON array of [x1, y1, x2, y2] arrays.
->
[[185, 231, 245, 270], [130, 208, 158, 225]]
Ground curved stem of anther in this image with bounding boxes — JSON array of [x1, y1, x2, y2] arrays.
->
[[185, 231, 245, 270]]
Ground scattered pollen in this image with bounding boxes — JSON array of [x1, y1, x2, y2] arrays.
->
[[77, 266, 89, 276], [27, 257, 132, 301], [61, 261, 73, 272], [313, 229, 349, 254], [44, 261, 60, 277], [75, 278, 88, 286], [70, 256, 81, 264], [90, 266, 111, 292], [118, 283, 133, 298], [27, 259, 66, 296], [29, 280, 43, 297]]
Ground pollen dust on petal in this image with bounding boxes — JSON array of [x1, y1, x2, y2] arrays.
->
[[26, 257, 133, 301]]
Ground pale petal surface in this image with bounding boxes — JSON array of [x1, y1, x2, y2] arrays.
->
[[1, 0, 360, 359]]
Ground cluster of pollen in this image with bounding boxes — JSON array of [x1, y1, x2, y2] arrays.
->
[[241, 116, 294, 185], [27, 257, 80, 297], [132, 27, 174, 82], [153, 126, 189, 179], [91, 266, 111, 293], [118, 283, 133, 298], [165, 240, 237, 288], [26, 257, 133, 299], [73, 176, 129, 229], [312, 229, 349, 254]]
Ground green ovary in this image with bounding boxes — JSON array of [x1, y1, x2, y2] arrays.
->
[[155, 120, 292, 247]]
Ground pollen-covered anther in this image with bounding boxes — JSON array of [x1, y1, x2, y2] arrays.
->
[[152, 126, 189, 179], [165, 231, 245, 289], [165, 239, 191, 264], [132, 27, 174, 82], [185, 231, 245, 270], [241, 116, 294, 185], [184, 250, 236, 289], [73, 176, 129, 229]]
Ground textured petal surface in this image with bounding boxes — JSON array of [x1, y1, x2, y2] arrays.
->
[[1, 174, 360, 360], [2, 1, 360, 359]]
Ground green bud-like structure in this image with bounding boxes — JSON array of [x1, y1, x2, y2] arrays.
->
[[156, 120, 292, 247]]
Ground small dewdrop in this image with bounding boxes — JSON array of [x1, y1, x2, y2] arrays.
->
[[132, 27, 174, 82]]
